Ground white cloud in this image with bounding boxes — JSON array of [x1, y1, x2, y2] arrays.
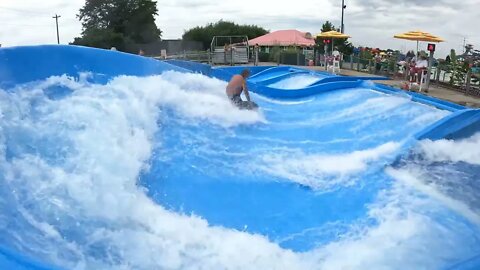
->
[[0, 0, 83, 46], [0, 0, 478, 58]]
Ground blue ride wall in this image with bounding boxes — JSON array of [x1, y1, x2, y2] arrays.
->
[[0, 45, 188, 88]]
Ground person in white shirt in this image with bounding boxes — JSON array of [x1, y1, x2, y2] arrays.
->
[[415, 58, 428, 68], [332, 47, 340, 60], [410, 56, 429, 82]]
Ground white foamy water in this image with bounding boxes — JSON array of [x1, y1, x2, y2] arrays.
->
[[417, 133, 480, 165], [0, 71, 477, 270], [293, 93, 412, 128], [0, 72, 299, 269], [387, 133, 480, 225], [268, 74, 321, 89], [259, 142, 400, 190], [254, 95, 315, 105], [306, 179, 480, 269], [386, 167, 480, 225]]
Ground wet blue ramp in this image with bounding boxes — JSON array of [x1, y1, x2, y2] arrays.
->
[[0, 45, 480, 270], [0, 45, 187, 87]]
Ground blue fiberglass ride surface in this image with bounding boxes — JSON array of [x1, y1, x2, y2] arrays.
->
[[1, 45, 480, 269], [140, 86, 450, 248]]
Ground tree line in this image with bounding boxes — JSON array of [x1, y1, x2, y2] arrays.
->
[[72, 0, 161, 52], [182, 20, 268, 49], [72, 0, 352, 55]]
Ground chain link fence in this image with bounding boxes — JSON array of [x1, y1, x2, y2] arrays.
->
[[340, 54, 480, 97]]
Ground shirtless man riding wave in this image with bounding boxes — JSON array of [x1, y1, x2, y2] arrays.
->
[[226, 69, 258, 110]]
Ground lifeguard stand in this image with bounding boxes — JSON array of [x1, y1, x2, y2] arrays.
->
[[210, 36, 249, 65]]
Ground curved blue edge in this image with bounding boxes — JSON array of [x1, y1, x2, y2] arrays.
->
[[0, 45, 189, 88], [0, 45, 479, 269], [370, 83, 479, 141], [369, 83, 466, 112], [416, 109, 480, 140]]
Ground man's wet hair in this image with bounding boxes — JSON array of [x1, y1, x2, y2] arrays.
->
[[241, 69, 250, 77]]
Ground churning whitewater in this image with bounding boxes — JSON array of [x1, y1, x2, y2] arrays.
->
[[0, 71, 479, 269]]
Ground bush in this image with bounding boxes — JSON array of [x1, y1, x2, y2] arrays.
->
[[258, 52, 270, 62], [269, 46, 281, 62], [183, 20, 268, 49], [447, 49, 469, 86], [284, 47, 299, 53], [280, 52, 305, 65]]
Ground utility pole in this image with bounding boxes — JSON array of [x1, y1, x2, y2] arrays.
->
[[340, 0, 346, 33], [463, 37, 466, 53], [52, 14, 61, 44]]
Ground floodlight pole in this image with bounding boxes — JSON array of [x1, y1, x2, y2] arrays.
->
[[341, 0, 346, 33]]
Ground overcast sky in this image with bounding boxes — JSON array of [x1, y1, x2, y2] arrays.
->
[[1, 0, 479, 57]]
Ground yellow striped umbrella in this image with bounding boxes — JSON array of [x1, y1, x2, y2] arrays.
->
[[315, 31, 351, 55], [394, 30, 444, 54], [316, 30, 351, 39]]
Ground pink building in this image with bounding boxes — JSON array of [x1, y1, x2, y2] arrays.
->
[[249, 29, 315, 52]]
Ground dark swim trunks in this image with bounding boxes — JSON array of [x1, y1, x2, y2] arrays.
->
[[228, 94, 258, 110]]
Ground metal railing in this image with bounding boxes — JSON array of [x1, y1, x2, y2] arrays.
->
[[340, 55, 397, 75], [339, 55, 480, 97], [210, 35, 250, 65], [154, 51, 210, 62], [430, 66, 480, 96], [154, 49, 250, 66], [211, 47, 249, 65]]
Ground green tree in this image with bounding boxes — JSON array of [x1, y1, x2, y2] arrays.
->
[[321, 21, 335, 32], [314, 21, 353, 55], [72, 0, 161, 52], [182, 20, 268, 49], [448, 49, 469, 86]]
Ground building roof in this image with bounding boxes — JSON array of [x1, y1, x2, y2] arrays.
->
[[249, 30, 315, 47]]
